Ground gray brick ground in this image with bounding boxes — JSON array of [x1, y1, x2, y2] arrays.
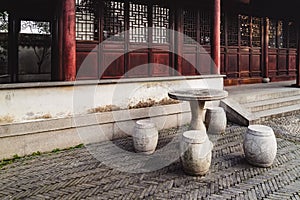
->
[[0, 116, 300, 199]]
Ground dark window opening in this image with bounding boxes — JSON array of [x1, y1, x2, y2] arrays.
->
[[18, 20, 52, 82], [103, 1, 125, 41], [288, 21, 297, 48], [227, 13, 238, 46]]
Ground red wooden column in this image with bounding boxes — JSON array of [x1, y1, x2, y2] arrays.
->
[[296, 24, 300, 86], [211, 0, 221, 74], [176, 7, 183, 75], [263, 17, 270, 83], [63, 0, 76, 81]]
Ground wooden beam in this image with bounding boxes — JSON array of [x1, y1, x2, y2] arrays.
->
[[62, 0, 76, 81], [211, 0, 221, 74]]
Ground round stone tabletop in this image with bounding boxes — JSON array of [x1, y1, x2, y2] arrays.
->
[[168, 88, 228, 101]]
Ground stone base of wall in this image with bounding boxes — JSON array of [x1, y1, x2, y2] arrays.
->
[[0, 103, 192, 159]]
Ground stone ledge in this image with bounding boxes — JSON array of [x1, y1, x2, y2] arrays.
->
[[0, 108, 191, 160], [0, 102, 190, 138], [0, 75, 225, 90]]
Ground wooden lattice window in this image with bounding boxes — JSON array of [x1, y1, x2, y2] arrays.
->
[[288, 21, 297, 48], [239, 15, 250, 46], [268, 19, 277, 48], [227, 13, 238, 46], [199, 10, 211, 45], [268, 19, 287, 48], [0, 11, 8, 33], [277, 20, 284, 48], [220, 12, 225, 46], [183, 10, 197, 44], [75, 0, 99, 41], [251, 17, 261, 47], [103, 1, 125, 41], [129, 3, 148, 43], [152, 5, 169, 44], [0, 11, 8, 78]]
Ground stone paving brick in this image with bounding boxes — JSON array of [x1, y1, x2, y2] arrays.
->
[[0, 119, 300, 199]]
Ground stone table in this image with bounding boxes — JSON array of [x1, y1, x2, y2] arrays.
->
[[168, 88, 228, 131]]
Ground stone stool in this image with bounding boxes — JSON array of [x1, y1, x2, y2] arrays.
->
[[133, 119, 158, 154], [243, 125, 277, 167], [180, 130, 213, 176], [204, 107, 227, 134]]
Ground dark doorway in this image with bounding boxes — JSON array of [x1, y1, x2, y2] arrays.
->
[[18, 20, 52, 82], [0, 0, 58, 83]]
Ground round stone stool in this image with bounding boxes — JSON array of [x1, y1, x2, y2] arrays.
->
[[243, 125, 277, 167], [204, 107, 227, 134], [133, 119, 158, 154], [180, 130, 213, 176]]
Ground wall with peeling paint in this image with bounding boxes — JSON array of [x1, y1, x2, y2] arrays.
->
[[0, 75, 224, 124]]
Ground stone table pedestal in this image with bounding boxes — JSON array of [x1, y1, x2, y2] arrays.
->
[[168, 88, 228, 132]]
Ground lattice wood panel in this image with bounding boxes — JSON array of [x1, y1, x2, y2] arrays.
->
[[103, 1, 125, 41], [129, 3, 148, 43], [277, 20, 284, 48], [239, 14, 250, 46], [152, 5, 169, 44], [75, 0, 98, 41], [252, 17, 261, 47], [288, 21, 297, 48], [220, 12, 225, 46], [199, 10, 211, 45], [227, 14, 238, 46], [183, 10, 197, 44], [269, 19, 277, 48]]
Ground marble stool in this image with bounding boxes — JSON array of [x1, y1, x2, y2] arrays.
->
[[180, 130, 213, 176], [243, 125, 277, 167], [133, 119, 158, 154], [204, 107, 227, 135]]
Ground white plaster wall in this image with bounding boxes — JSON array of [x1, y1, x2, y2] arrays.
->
[[0, 76, 224, 124]]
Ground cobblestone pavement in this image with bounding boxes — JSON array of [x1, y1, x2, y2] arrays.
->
[[1, 118, 300, 199], [263, 113, 300, 143]]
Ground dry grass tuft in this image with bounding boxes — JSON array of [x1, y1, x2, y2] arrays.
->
[[128, 97, 180, 109], [88, 105, 121, 113], [0, 115, 14, 124]]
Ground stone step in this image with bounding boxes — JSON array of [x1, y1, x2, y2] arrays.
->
[[233, 89, 300, 104], [223, 81, 300, 126], [243, 95, 300, 112], [253, 104, 300, 123]]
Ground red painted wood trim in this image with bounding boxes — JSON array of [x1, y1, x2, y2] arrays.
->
[[211, 0, 221, 74], [63, 0, 76, 81]]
